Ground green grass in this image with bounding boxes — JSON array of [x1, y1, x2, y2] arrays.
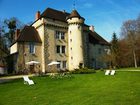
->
[[117, 67, 140, 70], [0, 71, 140, 105]]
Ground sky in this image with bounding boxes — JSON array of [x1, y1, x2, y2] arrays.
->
[[0, 0, 140, 41]]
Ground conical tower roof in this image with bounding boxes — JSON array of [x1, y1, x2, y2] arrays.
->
[[67, 9, 84, 20]]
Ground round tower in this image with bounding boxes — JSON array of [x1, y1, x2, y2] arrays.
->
[[66, 10, 85, 70]]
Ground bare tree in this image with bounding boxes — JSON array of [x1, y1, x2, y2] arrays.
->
[[121, 20, 138, 68]]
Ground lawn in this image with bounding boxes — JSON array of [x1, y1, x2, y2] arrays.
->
[[0, 71, 140, 105], [117, 67, 140, 71]]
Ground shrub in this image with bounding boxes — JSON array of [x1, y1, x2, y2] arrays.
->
[[71, 68, 96, 74]]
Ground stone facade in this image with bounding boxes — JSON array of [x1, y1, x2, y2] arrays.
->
[[44, 19, 68, 72], [10, 42, 42, 73], [89, 43, 109, 69], [10, 8, 110, 73]]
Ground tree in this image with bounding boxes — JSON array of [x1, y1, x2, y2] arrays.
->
[[0, 17, 25, 73], [136, 15, 140, 66], [4, 18, 16, 44], [121, 20, 138, 68], [0, 23, 9, 66], [118, 39, 133, 67], [4, 17, 25, 46], [110, 32, 119, 68]]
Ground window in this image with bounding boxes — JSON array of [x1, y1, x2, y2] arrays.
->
[[71, 57, 73, 60], [78, 25, 80, 29], [56, 45, 66, 54], [29, 43, 35, 54], [56, 45, 60, 53], [79, 63, 83, 69], [57, 61, 67, 69], [62, 46, 65, 53], [56, 31, 60, 39], [57, 61, 60, 69], [62, 61, 66, 68], [61, 32, 65, 39], [55, 31, 65, 39], [104, 48, 110, 55]]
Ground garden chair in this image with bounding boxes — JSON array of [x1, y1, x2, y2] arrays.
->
[[110, 70, 115, 75], [23, 76, 34, 85], [105, 70, 110, 75]]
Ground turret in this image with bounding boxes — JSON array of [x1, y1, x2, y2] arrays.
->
[[66, 10, 85, 70]]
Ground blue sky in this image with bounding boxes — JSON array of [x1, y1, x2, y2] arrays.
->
[[0, 0, 140, 41]]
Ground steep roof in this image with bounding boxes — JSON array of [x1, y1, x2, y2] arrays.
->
[[41, 8, 70, 22], [16, 26, 42, 43], [34, 8, 109, 45], [89, 31, 110, 45], [67, 9, 84, 20]]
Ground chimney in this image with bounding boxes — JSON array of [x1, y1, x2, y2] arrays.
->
[[35, 11, 40, 20], [15, 29, 20, 40], [89, 25, 94, 32]]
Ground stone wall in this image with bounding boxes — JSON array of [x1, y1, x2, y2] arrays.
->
[[83, 30, 89, 68], [32, 18, 45, 72], [16, 42, 42, 73], [88, 43, 109, 69], [44, 18, 68, 72]]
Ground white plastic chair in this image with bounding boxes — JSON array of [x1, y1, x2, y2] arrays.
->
[[105, 70, 110, 75], [110, 70, 115, 75], [23, 76, 34, 85]]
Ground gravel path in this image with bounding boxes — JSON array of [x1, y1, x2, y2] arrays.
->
[[0, 74, 35, 83]]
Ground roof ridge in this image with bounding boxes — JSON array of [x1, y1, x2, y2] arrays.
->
[[40, 7, 70, 22], [41, 7, 70, 17], [46, 7, 69, 14]]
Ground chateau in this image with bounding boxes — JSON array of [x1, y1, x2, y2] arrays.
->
[[10, 8, 110, 73]]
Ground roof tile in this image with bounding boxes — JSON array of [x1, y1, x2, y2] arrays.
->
[[41, 8, 70, 22], [17, 26, 42, 43], [89, 31, 110, 45]]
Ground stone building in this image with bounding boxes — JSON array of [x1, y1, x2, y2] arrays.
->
[[10, 8, 110, 73]]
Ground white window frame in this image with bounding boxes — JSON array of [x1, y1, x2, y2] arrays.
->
[[55, 31, 65, 40], [56, 45, 66, 54], [57, 61, 67, 69]]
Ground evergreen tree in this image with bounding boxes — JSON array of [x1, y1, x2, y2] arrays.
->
[[111, 32, 119, 68]]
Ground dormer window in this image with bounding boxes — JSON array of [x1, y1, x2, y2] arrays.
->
[[29, 42, 35, 54], [55, 31, 65, 40]]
